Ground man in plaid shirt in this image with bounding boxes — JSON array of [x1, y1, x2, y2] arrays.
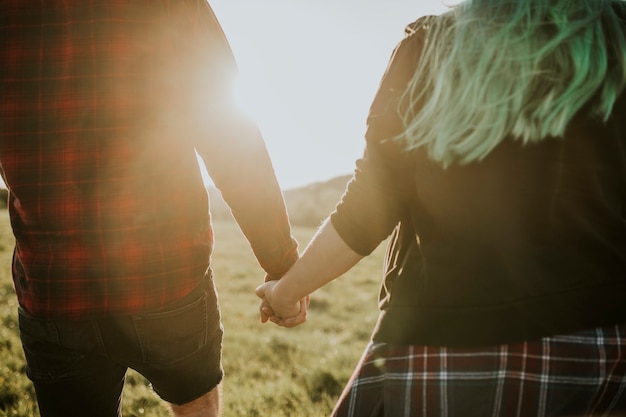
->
[[0, 1, 300, 416]]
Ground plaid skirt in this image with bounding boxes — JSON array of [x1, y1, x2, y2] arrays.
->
[[332, 323, 626, 417]]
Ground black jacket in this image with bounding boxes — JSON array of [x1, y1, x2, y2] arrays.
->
[[331, 13, 626, 347]]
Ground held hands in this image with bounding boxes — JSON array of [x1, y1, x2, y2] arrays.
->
[[255, 280, 309, 328], [255, 221, 360, 328]]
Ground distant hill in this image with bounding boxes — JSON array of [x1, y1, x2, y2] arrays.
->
[[208, 174, 352, 227], [283, 175, 352, 226]]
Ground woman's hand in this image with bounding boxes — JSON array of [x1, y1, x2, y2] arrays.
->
[[256, 281, 309, 328]]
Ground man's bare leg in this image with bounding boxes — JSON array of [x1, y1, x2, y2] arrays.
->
[[170, 385, 221, 417]]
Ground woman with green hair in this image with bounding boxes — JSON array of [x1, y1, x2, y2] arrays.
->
[[258, 0, 626, 415]]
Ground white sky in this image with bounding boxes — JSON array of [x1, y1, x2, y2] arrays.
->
[[208, 0, 452, 189]]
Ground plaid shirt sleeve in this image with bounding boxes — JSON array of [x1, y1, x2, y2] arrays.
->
[[178, 3, 299, 280]]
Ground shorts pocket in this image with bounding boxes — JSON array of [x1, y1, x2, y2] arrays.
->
[[133, 292, 209, 365], [18, 308, 87, 381]]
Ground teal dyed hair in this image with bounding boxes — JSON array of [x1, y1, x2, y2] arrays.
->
[[399, 0, 626, 166]]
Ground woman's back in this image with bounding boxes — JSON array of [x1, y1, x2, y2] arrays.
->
[[332, 1, 626, 346]]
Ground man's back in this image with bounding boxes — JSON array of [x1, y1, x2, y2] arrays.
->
[[0, 1, 298, 319]]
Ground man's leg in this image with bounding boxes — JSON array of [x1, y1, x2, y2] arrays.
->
[[169, 384, 221, 417], [18, 308, 127, 417], [31, 363, 126, 417], [122, 274, 224, 416]]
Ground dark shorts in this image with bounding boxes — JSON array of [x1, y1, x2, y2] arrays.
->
[[18, 273, 223, 417], [332, 323, 626, 417]]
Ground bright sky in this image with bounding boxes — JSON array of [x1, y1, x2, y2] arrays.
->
[[208, 0, 452, 189]]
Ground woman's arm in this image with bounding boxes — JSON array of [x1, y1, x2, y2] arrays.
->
[[256, 218, 364, 327]]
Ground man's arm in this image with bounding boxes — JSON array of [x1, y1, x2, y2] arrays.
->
[[183, 3, 299, 278]]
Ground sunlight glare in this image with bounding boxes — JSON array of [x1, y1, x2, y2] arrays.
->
[[232, 73, 260, 122]]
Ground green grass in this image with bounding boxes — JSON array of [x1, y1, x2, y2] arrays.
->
[[0, 211, 385, 416]]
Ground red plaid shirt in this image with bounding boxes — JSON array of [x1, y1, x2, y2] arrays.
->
[[0, 1, 298, 319]]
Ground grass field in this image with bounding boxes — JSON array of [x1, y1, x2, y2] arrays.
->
[[0, 210, 386, 416]]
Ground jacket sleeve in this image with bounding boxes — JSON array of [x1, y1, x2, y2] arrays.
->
[[330, 20, 427, 256]]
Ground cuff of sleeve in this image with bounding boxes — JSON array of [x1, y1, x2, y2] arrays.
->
[[330, 211, 378, 257], [263, 242, 299, 281]]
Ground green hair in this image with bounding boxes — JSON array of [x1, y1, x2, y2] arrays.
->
[[398, 0, 626, 166]]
